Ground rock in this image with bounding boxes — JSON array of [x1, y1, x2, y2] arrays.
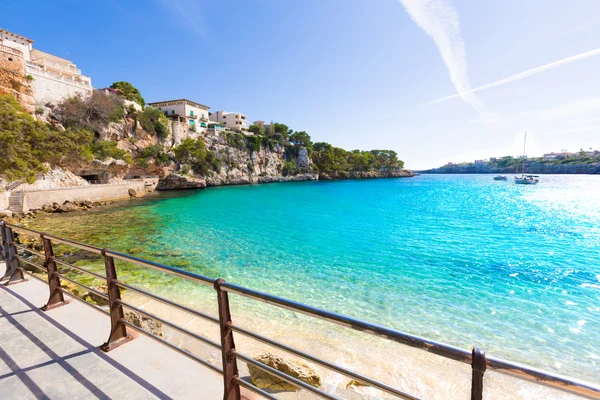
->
[[82, 284, 109, 307], [296, 148, 310, 170], [125, 310, 163, 337], [248, 352, 321, 391], [58, 203, 80, 213], [1, 210, 13, 218], [157, 173, 206, 190], [128, 188, 137, 197]]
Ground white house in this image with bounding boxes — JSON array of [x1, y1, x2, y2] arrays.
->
[[0, 28, 93, 104], [210, 111, 249, 134], [474, 159, 488, 164], [147, 99, 210, 133]]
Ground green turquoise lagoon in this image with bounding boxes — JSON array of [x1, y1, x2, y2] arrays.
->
[[28, 174, 600, 382]]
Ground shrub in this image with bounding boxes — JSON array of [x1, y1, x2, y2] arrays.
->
[[282, 160, 298, 176], [89, 140, 130, 163], [224, 131, 245, 150], [55, 90, 123, 132], [25, 74, 34, 81], [0, 95, 93, 183], [139, 107, 170, 139]]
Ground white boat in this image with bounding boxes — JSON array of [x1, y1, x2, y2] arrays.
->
[[514, 131, 539, 185], [514, 175, 539, 185], [493, 175, 507, 181]]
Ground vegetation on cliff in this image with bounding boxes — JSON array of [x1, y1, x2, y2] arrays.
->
[[0, 95, 92, 182], [0, 82, 407, 185]]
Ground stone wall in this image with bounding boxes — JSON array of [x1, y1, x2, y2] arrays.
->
[[23, 181, 146, 211], [0, 192, 8, 212], [0, 48, 35, 112], [0, 48, 25, 74], [28, 71, 92, 105]]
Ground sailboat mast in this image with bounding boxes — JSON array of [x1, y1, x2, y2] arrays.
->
[[522, 131, 527, 159]]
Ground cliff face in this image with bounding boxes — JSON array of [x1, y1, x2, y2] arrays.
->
[[424, 162, 600, 175]]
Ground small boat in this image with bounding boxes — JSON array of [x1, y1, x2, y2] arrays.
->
[[514, 174, 539, 185], [514, 131, 539, 185], [493, 175, 507, 181]]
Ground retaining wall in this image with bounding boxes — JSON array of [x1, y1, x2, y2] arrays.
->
[[24, 181, 146, 211]]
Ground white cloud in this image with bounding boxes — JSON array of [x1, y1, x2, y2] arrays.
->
[[399, 0, 487, 115], [423, 48, 600, 107], [160, 0, 208, 37]]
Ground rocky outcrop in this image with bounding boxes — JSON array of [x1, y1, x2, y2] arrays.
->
[[248, 352, 322, 391], [157, 173, 206, 190], [319, 169, 414, 180], [424, 162, 600, 174]]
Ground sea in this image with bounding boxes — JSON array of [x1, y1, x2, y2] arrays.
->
[[27, 174, 600, 399]]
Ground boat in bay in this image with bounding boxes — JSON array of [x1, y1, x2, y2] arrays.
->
[[493, 175, 507, 181], [514, 131, 539, 185]]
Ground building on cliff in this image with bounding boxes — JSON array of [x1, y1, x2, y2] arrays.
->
[[148, 99, 210, 132], [0, 28, 93, 105], [210, 110, 250, 134]]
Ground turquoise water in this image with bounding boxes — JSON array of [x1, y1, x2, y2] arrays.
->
[[30, 175, 600, 381]]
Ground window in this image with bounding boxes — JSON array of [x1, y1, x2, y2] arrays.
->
[[190, 110, 194, 116], [8, 57, 12, 62], [172, 110, 175, 115], [189, 120, 195, 125]]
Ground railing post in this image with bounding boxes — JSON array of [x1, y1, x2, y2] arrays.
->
[[101, 249, 132, 351], [471, 347, 487, 400], [214, 278, 241, 400], [40, 235, 67, 310], [1, 224, 25, 284]]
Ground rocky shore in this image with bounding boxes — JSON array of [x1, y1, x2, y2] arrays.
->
[[423, 162, 600, 174]]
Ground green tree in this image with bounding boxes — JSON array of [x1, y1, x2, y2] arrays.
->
[[0, 95, 93, 183], [110, 81, 145, 107], [248, 123, 266, 135], [139, 107, 170, 139], [289, 131, 312, 150]]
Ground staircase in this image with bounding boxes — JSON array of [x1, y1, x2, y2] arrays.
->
[[8, 191, 24, 213]]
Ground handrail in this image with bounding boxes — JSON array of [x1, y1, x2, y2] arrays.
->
[[2, 220, 599, 400]]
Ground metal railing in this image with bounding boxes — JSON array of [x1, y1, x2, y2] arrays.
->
[[1, 220, 599, 400], [16, 179, 144, 193]]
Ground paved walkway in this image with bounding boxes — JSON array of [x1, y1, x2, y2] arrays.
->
[[0, 277, 225, 399]]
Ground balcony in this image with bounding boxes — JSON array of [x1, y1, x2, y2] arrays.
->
[[200, 116, 208, 122], [187, 114, 198, 119], [0, 44, 23, 57], [31, 58, 82, 75]]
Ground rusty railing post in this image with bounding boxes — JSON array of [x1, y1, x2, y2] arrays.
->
[[2, 225, 25, 284], [101, 249, 132, 351], [40, 235, 67, 310], [214, 278, 241, 400], [471, 347, 487, 400]]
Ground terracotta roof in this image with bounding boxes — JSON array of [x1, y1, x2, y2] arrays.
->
[[0, 28, 34, 43]]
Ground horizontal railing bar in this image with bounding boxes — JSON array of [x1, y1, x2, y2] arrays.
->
[[15, 256, 47, 272], [230, 323, 419, 400], [5, 223, 45, 237], [57, 287, 110, 315], [222, 282, 472, 364], [54, 273, 109, 300], [116, 300, 221, 350], [234, 377, 278, 400], [53, 257, 106, 280], [43, 234, 104, 255], [105, 250, 215, 287], [115, 281, 219, 325], [235, 351, 340, 400], [121, 319, 223, 375], [12, 243, 45, 258], [486, 356, 600, 400]]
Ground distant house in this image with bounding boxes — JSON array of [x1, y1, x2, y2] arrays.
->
[[517, 155, 528, 159], [489, 157, 497, 162], [148, 99, 210, 132], [210, 111, 249, 134], [474, 159, 488, 164], [0, 28, 93, 104], [543, 152, 559, 160], [207, 122, 226, 135]]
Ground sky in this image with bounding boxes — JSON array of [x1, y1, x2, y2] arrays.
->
[[3, 0, 600, 169]]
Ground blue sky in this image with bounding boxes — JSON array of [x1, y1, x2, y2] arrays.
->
[[4, 0, 600, 169]]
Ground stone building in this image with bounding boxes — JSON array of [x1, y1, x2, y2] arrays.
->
[[0, 28, 93, 105]]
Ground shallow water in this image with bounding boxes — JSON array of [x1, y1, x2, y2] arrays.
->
[[27, 174, 600, 392]]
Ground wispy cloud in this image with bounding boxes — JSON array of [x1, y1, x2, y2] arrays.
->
[[423, 48, 600, 107], [399, 0, 487, 115]]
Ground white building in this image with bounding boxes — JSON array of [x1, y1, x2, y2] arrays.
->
[[210, 111, 249, 134], [0, 28, 93, 104], [474, 159, 488, 164], [147, 99, 210, 133]]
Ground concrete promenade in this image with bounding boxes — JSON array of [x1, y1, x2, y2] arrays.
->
[[0, 276, 225, 399]]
